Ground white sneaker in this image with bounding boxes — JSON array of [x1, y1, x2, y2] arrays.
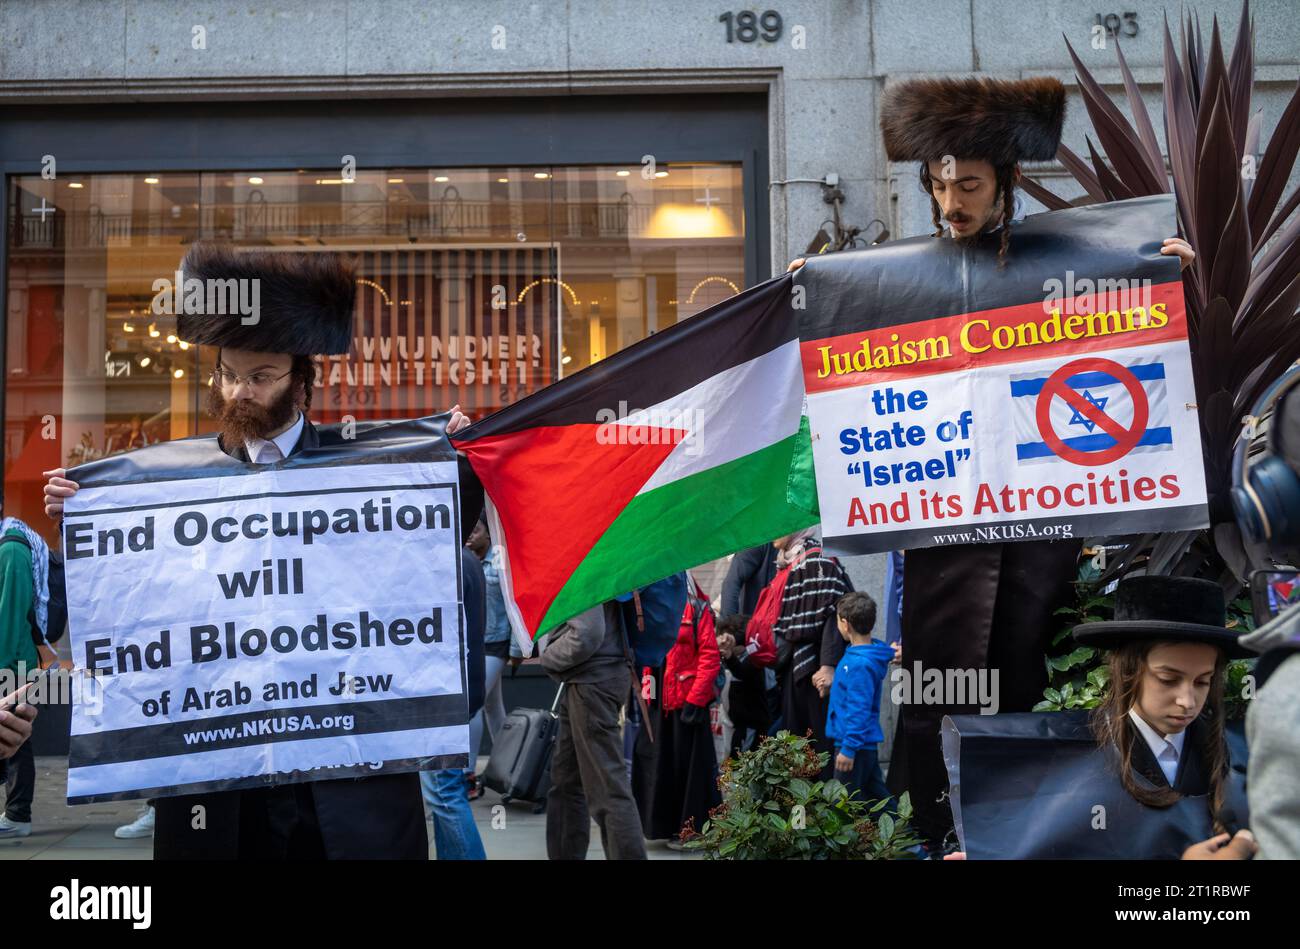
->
[[0, 815, 32, 839], [114, 805, 155, 839]]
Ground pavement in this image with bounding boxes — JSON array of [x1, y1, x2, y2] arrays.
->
[[0, 756, 697, 860]]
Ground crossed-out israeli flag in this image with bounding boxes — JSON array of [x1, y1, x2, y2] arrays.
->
[[1009, 357, 1172, 464]]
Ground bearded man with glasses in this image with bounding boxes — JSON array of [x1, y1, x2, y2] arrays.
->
[[42, 242, 472, 860]]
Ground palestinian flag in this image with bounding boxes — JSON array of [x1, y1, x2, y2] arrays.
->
[[453, 273, 818, 640]]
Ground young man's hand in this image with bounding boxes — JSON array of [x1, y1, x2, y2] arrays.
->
[[446, 404, 471, 435], [1160, 237, 1195, 271], [811, 664, 834, 696], [0, 686, 37, 760], [42, 468, 79, 520], [834, 752, 854, 772], [1182, 830, 1257, 860]]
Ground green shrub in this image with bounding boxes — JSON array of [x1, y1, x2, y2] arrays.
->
[[682, 731, 921, 860]]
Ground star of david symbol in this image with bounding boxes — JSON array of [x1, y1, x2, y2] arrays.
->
[[1067, 389, 1109, 433]]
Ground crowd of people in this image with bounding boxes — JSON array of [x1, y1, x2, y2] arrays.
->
[[1, 70, 1298, 863]]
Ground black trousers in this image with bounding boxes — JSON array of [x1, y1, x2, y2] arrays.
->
[[834, 748, 893, 812], [236, 784, 327, 860], [888, 539, 1080, 845], [782, 671, 833, 774], [1, 739, 34, 823]]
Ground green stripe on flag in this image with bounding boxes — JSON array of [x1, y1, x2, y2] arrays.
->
[[537, 419, 819, 633]]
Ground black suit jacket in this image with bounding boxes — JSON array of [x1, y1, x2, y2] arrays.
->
[[155, 416, 433, 860], [1127, 716, 1212, 796]]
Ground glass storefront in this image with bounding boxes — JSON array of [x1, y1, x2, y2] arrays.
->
[[4, 162, 745, 541]]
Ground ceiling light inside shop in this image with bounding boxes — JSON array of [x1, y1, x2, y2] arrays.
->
[[139, 356, 151, 367], [533, 172, 550, 179], [248, 177, 264, 185], [149, 325, 160, 338], [144, 177, 159, 184], [173, 369, 185, 379], [166, 334, 177, 343], [616, 170, 630, 177], [68, 182, 84, 189], [654, 171, 669, 178], [178, 341, 190, 350], [497, 178, 509, 183], [388, 178, 404, 184], [122, 322, 134, 333], [643, 204, 738, 240], [434, 176, 449, 183]]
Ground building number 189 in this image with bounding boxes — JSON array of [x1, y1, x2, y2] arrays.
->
[[719, 10, 783, 44]]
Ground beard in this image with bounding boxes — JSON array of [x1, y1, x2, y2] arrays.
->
[[207, 381, 300, 446], [948, 212, 989, 244]]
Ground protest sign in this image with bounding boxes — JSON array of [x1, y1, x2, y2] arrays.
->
[[61, 418, 469, 803], [794, 194, 1209, 555], [941, 711, 1249, 859]]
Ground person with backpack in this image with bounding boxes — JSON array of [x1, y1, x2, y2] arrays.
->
[[632, 578, 721, 847], [0, 513, 52, 839], [721, 544, 779, 619], [766, 528, 853, 768], [541, 600, 647, 860]]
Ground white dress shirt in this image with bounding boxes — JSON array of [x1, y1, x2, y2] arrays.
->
[[1128, 708, 1187, 786], [244, 411, 304, 464]]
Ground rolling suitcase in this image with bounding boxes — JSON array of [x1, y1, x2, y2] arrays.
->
[[483, 683, 564, 808]]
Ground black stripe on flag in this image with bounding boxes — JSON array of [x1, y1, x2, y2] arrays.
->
[[454, 272, 798, 438], [68, 693, 468, 766]]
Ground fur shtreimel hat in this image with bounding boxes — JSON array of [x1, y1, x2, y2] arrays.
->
[[880, 76, 1066, 166], [1071, 576, 1253, 659], [175, 242, 356, 356]]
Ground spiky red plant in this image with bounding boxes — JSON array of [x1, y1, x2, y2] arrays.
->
[[1022, 1, 1300, 580]]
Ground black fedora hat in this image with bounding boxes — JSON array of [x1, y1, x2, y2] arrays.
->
[[1072, 576, 1253, 659]]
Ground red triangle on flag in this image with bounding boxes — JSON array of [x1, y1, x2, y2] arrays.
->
[[459, 423, 683, 633]]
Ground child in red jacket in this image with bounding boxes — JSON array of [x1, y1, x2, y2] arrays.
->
[[631, 579, 722, 846]]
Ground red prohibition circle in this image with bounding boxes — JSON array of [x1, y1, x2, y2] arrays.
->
[[1035, 357, 1149, 466]]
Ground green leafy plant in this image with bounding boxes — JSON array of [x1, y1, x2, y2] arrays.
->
[[682, 731, 921, 860], [1034, 556, 1112, 711]]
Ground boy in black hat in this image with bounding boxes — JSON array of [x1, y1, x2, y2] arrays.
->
[[945, 574, 1257, 860], [1074, 576, 1255, 820]]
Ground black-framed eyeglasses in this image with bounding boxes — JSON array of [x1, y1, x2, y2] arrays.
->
[[210, 367, 293, 390]]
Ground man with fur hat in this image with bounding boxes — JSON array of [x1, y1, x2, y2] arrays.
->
[[42, 242, 473, 859], [790, 75, 1195, 849]]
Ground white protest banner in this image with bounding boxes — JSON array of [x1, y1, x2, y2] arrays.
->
[[794, 195, 1210, 554], [61, 424, 469, 803]]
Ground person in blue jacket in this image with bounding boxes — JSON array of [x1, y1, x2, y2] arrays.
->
[[826, 592, 895, 808]]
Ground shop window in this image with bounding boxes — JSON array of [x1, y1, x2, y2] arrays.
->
[[3, 163, 744, 541]]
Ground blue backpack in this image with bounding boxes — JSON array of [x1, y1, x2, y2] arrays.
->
[[618, 572, 689, 668]]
